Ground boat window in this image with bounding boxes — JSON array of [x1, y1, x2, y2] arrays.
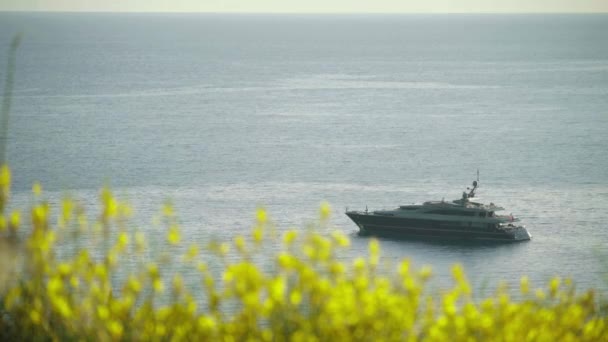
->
[[426, 210, 476, 216], [479, 212, 485, 217]]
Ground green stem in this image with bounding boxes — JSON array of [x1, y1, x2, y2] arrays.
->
[[1, 33, 22, 165]]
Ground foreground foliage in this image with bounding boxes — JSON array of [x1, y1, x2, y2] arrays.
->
[[0, 166, 606, 341]]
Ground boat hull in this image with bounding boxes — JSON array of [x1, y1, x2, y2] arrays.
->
[[346, 212, 531, 242]]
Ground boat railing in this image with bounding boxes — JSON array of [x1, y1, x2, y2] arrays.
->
[[498, 223, 523, 231]]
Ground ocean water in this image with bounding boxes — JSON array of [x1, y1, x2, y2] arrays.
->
[[1, 13, 608, 295]]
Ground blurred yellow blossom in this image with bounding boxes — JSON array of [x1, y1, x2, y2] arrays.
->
[[0, 168, 605, 341], [319, 201, 331, 220], [32, 182, 42, 196]]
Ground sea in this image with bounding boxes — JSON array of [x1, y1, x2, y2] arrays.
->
[[1, 12, 608, 297]]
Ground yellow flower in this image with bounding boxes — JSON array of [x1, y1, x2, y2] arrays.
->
[[256, 207, 268, 223], [290, 290, 302, 305], [32, 204, 49, 227], [278, 252, 297, 270], [398, 259, 411, 276], [167, 224, 181, 245], [97, 305, 110, 320], [29, 310, 41, 324], [162, 200, 174, 217], [69, 276, 79, 289], [1, 186, 606, 342], [185, 244, 199, 261], [369, 239, 380, 265], [520, 276, 530, 295], [196, 261, 208, 273], [329, 261, 345, 276], [353, 257, 366, 272], [153, 279, 165, 293], [60, 198, 74, 228], [0, 165, 10, 188], [319, 201, 331, 220], [269, 276, 286, 303], [147, 263, 159, 278], [198, 315, 217, 331], [252, 226, 264, 243], [535, 288, 546, 300], [283, 230, 298, 245], [101, 187, 118, 218], [419, 265, 433, 281], [549, 277, 561, 297], [52, 297, 73, 318], [127, 275, 142, 293], [107, 320, 124, 339], [172, 274, 184, 294], [219, 242, 230, 256], [451, 264, 465, 282], [331, 231, 350, 247], [234, 235, 246, 253], [32, 182, 42, 196], [47, 276, 63, 294], [9, 210, 20, 229], [117, 232, 129, 249], [57, 262, 72, 277]]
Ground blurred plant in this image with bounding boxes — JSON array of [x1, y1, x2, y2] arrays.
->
[[0, 174, 606, 341], [1, 33, 22, 165]]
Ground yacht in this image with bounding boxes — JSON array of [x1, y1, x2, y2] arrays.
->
[[345, 177, 531, 242]]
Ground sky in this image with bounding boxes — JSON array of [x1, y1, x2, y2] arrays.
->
[[1, 0, 607, 13]]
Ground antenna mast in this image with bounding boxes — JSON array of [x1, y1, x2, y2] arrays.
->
[[467, 170, 479, 198]]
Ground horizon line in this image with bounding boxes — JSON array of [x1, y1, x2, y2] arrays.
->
[[1, 10, 607, 15]]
